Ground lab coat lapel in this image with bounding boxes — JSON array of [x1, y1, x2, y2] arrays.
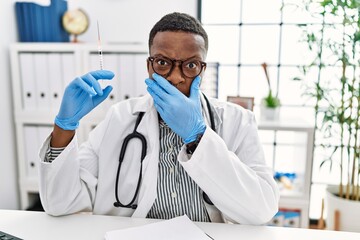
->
[[200, 93, 221, 132]]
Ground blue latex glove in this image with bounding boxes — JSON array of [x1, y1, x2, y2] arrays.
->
[[145, 73, 206, 144], [55, 70, 114, 130]]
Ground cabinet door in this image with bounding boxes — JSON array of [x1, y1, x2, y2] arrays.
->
[[23, 125, 53, 179], [259, 129, 309, 198]]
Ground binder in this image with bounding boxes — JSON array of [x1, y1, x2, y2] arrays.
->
[[34, 53, 51, 110], [15, 0, 69, 42], [42, 4, 52, 42], [61, 53, 76, 87], [283, 210, 301, 228], [19, 53, 37, 110], [28, 3, 37, 41], [47, 53, 64, 110], [32, 4, 44, 41], [37, 125, 53, 151], [24, 3, 34, 41], [23, 125, 40, 178], [52, 0, 69, 42], [88, 53, 106, 115], [103, 53, 119, 110], [134, 54, 148, 98], [118, 54, 136, 100], [15, 3, 25, 41], [89, 53, 99, 71]]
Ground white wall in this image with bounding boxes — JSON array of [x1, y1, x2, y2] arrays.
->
[[68, 0, 198, 44], [0, 0, 20, 209], [0, 0, 197, 209]]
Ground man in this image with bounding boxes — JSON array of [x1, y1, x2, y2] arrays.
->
[[39, 12, 279, 224]]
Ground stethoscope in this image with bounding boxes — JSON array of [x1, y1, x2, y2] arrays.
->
[[114, 93, 215, 209]]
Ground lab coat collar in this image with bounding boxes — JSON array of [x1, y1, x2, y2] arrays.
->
[[200, 93, 222, 132], [131, 94, 154, 114]]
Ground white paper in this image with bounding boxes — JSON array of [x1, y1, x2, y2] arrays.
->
[[104, 215, 212, 240]]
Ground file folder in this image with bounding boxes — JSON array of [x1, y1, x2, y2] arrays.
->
[[19, 53, 37, 110], [15, 3, 25, 41], [15, 0, 69, 42], [34, 53, 51, 109], [47, 53, 64, 110], [37, 125, 53, 150], [134, 54, 148, 98], [88, 53, 106, 115], [103, 53, 119, 110], [61, 53, 76, 87], [118, 54, 136, 100], [32, 3, 44, 41], [23, 125, 39, 178]]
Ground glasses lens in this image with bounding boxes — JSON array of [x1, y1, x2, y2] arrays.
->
[[152, 57, 173, 76], [182, 59, 203, 78], [151, 57, 204, 78]]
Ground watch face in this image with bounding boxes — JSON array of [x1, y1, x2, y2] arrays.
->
[[62, 9, 89, 35]]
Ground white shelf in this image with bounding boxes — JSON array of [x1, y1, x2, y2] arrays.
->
[[10, 43, 149, 210], [258, 118, 314, 228]]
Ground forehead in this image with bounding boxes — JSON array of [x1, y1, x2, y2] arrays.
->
[[150, 31, 206, 59]]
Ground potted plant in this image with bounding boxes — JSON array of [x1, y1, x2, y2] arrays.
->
[[260, 62, 281, 121], [293, 0, 360, 231]]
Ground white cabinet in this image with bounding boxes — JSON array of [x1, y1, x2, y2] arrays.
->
[[258, 119, 314, 228], [10, 43, 148, 210]]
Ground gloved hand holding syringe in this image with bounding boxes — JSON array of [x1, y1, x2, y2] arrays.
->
[[54, 20, 114, 131]]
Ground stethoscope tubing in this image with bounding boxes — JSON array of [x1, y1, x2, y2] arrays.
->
[[114, 94, 215, 209]]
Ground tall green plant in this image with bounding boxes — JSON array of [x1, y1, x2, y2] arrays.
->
[[294, 0, 360, 201]]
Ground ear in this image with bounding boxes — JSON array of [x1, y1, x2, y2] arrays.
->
[[146, 58, 150, 72], [199, 65, 207, 84]]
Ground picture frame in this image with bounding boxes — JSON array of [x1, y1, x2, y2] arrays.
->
[[227, 96, 254, 111]]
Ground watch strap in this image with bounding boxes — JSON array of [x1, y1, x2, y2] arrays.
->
[[186, 134, 203, 154]]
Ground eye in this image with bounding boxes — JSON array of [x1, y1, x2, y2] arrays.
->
[[185, 61, 199, 69], [155, 58, 170, 66]]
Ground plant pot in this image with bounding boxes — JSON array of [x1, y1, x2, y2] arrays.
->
[[260, 103, 280, 121], [325, 185, 360, 232]]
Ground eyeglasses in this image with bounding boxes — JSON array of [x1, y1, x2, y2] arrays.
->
[[148, 55, 206, 78]]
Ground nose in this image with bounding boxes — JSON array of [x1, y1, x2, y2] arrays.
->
[[166, 64, 185, 86]]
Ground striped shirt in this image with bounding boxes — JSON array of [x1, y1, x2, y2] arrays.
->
[[45, 120, 210, 222], [146, 121, 210, 221], [45, 147, 64, 163]]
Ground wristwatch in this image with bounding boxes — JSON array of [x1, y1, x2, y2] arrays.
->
[[186, 134, 203, 154]]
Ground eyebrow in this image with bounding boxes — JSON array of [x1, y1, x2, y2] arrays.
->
[[151, 54, 202, 62]]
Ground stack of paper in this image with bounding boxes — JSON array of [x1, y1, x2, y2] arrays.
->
[[104, 215, 213, 240]]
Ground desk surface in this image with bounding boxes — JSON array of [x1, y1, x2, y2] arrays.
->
[[1, 210, 360, 240]]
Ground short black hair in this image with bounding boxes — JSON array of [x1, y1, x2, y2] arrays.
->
[[148, 12, 208, 52]]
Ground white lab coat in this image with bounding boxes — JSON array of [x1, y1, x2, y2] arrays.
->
[[39, 93, 279, 224]]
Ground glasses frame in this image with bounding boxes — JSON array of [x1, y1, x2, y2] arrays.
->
[[147, 56, 207, 79]]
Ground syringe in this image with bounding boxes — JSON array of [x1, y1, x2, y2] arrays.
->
[[97, 20, 104, 70]]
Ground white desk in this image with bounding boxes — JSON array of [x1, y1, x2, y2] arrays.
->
[[1, 210, 360, 240]]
